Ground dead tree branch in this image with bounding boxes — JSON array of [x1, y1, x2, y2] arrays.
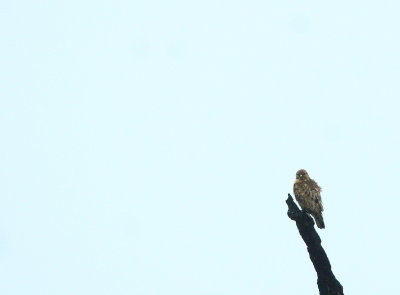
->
[[286, 193, 344, 295]]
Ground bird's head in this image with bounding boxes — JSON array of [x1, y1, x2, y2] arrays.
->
[[296, 169, 309, 180]]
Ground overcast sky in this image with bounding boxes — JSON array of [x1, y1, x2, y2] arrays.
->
[[1, 1, 400, 294]]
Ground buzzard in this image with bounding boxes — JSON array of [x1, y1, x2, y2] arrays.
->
[[293, 169, 325, 229]]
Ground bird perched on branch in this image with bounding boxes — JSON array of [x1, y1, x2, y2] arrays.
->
[[293, 169, 325, 229]]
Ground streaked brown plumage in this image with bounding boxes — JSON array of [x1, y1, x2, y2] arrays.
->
[[293, 169, 325, 229]]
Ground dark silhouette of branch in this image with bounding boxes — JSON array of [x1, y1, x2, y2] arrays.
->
[[286, 193, 344, 295]]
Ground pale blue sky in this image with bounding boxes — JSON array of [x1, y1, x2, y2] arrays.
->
[[1, 1, 400, 294]]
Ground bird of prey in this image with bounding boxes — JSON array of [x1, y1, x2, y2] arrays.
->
[[293, 169, 325, 229]]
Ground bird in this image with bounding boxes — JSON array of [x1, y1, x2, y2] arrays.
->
[[293, 169, 325, 229]]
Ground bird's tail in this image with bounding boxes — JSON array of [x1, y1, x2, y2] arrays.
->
[[313, 213, 325, 229]]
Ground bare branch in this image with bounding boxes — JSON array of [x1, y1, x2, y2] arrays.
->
[[286, 194, 344, 295]]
